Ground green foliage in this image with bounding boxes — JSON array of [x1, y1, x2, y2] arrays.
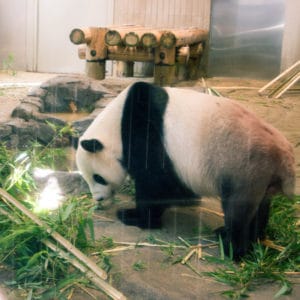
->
[[29, 141, 68, 170], [0, 142, 106, 298], [132, 260, 147, 271], [2, 53, 17, 76], [204, 195, 300, 299], [118, 176, 136, 196], [0, 144, 35, 200]]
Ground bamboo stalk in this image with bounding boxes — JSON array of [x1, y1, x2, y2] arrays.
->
[[258, 60, 300, 94], [261, 239, 285, 252], [0, 188, 107, 280], [268, 71, 300, 98], [181, 249, 197, 264], [198, 207, 224, 218], [274, 72, 300, 98], [43, 240, 126, 300], [113, 241, 186, 249]]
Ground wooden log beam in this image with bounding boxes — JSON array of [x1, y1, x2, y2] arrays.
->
[[124, 32, 139, 47], [174, 28, 208, 46], [105, 26, 145, 46], [115, 61, 134, 77], [85, 27, 108, 80], [70, 28, 92, 45], [105, 30, 122, 46], [154, 46, 176, 65], [189, 43, 204, 58], [177, 43, 204, 64], [108, 47, 154, 62], [154, 65, 176, 86], [141, 32, 159, 48], [78, 45, 86, 59], [160, 31, 176, 49]]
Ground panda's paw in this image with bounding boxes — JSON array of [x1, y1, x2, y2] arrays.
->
[[117, 208, 162, 229], [214, 226, 226, 239], [117, 208, 140, 226], [214, 226, 247, 261]]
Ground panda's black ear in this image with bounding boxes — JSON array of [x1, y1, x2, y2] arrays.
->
[[80, 139, 104, 153]]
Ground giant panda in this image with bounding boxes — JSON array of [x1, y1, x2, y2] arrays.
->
[[76, 81, 295, 259]]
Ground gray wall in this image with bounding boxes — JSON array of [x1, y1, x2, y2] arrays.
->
[[0, 0, 27, 70], [208, 0, 285, 78], [0, 0, 113, 73], [113, 0, 210, 28], [0, 0, 299, 77], [281, 0, 300, 70]]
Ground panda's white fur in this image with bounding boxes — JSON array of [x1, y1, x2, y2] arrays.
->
[[76, 82, 295, 259], [76, 86, 130, 200], [163, 87, 295, 197]]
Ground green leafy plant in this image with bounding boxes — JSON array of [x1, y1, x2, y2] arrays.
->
[[0, 142, 107, 299], [2, 53, 17, 76], [133, 260, 147, 271]]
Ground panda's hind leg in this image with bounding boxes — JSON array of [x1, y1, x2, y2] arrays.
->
[[248, 182, 281, 243], [218, 186, 267, 260]]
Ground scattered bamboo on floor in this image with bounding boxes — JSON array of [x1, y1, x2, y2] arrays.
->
[[113, 241, 186, 249], [261, 239, 285, 252], [178, 236, 191, 247], [198, 206, 224, 218], [181, 249, 197, 264], [181, 242, 219, 264]]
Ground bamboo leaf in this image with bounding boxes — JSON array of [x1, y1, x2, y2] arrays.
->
[[274, 282, 292, 298], [61, 202, 75, 222]]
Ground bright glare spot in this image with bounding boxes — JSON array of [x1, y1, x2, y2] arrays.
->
[[35, 176, 64, 211], [33, 168, 55, 178]]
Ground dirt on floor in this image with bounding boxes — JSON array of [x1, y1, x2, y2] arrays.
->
[[0, 71, 300, 300]]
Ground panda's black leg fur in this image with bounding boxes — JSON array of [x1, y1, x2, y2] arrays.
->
[[117, 208, 140, 226], [117, 204, 165, 229], [219, 189, 266, 260], [248, 195, 271, 243], [136, 203, 165, 229], [249, 183, 279, 242]]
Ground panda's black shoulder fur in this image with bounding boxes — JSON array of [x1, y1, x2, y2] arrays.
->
[[121, 82, 195, 202]]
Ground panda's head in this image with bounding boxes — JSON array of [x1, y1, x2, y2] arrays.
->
[[76, 137, 127, 202]]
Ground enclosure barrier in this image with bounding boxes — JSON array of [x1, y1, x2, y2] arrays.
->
[[69, 26, 208, 86]]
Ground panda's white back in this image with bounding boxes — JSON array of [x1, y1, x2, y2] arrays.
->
[[163, 87, 293, 196]]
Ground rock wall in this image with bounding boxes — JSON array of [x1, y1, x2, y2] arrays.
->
[[0, 75, 116, 149]]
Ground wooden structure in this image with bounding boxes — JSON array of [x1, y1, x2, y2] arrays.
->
[[70, 26, 208, 86]]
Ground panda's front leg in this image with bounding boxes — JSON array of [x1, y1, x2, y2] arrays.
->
[[117, 176, 167, 228], [117, 202, 165, 229]]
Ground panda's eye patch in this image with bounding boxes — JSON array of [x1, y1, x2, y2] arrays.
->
[[93, 174, 108, 185]]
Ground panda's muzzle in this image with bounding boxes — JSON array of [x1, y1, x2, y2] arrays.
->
[[95, 190, 115, 202]]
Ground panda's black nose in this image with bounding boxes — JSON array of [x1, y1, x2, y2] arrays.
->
[[97, 197, 104, 202]]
